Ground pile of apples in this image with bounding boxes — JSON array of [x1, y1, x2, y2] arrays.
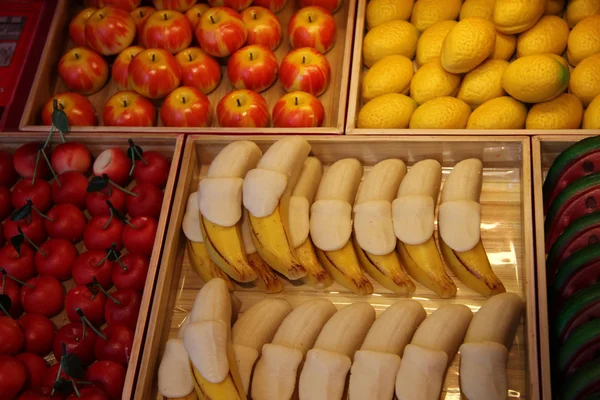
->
[[44, 0, 343, 128], [0, 136, 171, 400]]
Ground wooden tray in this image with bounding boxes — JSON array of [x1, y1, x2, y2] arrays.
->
[[134, 135, 538, 399], [19, 0, 355, 134], [0, 132, 184, 400], [344, 0, 598, 136]]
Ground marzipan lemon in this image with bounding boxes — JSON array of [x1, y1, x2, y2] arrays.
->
[[526, 93, 584, 129], [441, 17, 496, 73], [363, 20, 420, 67], [460, 0, 496, 20], [466, 96, 528, 129], [410, 0, 462, 31], [503, 54, 570, 103], [367, 0, 414, 29], [545, 0, 566, 16], [410, 59, 462, 105], [583, 94, 600, 129], [490, 32, 517, 60], [493, 0, 546, 34], [569, 53, 600, 107], [565, 0, 600, 28], [357, 93, 418, 129], [567, 15, 600, 66], [409, 96, 471, 129], [516, 16, 570, 57], [362, 55, 414, 102], [416, 20, 457, 66], [457, 59, 509, 109]]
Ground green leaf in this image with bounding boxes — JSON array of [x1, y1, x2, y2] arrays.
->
[[53, 378, 72, 393], [10, 234, 24, 255], [107, 245, 121, 262], [61, 346, 85, 380], [52, 108, 69, 134], [85, 282, 99, 296], [0, 294, 12, 314], [87, 176, 109, 193], [10, 201, 32, 221], [128, 139, 145, 161]]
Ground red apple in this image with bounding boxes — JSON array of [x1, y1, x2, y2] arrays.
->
[[185, 3, 210, 29], [69, 7, 97, 46], [94, 325, 134, 365], [103, 91, 157, 126], [130, 6, 156, 40], [52, 171, 89, 209], [72, 250, 115, 290], [85, 7, 136, 56], [142, 10, 193, 54], [86, 183, 127, 216], [0, 186, 11, 221], [195, 7, 247, 57], [18, 313, 56, 356], [20, 276, 65, 318], [0, 150, 18, 187], [208, 0, 253, 12], [217, 89, 269, 127], [125, 183, 164, 218], [111, 46, 144, 90], [84, 216, 125, 251], [112, 253, 150, 291], [288, 6, 336, 53], [132, 151, 170, 187], [153, 0, 198, 12], [279, 47, 330, 96], [175, 47, 221, 94], [15, 353, 48, 389], [160, 86, 212, 127], [35, 239, 78, 281], [58, 47, 109, 95], [298, 0, 342, 13], [122, 216, 158, 256], [252, 0, 287, 12], [51, 142, 92, 174], [0, 277, 22, 319], [227, 44, 278, 92], [93, 148, 132, 186], [272, 91, 325, 127], [54, 322, 98, 366], [129, 49, 182, 99], [242, 7, 282, 51], [104, 289, 142, 329], [20, 386, 67, 400], [65, 285, 106, 327], [85, 361, 127, 400], [0, 244, 36, 283], [11, 178, 53, 214], [4, 210, 48, 247], [0, 355, 27, 399], [13, 142, 51, 179], [67, 387, 109, 400], [45, 204, 87, 243], [42, 93, 97, 127], [99, 0, 142, 11]]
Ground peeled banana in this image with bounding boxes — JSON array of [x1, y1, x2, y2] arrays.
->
[[243, 136, 312, 280], [438, 158, 505, 297], [198, 141, 263, 283], [311, 158, 373, 295], [158, 338, 196, 400], [393, 160, 457, 298], [252, 298, 337, 400]]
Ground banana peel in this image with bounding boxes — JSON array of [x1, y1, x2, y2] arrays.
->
[[316, 241, 373, 296], [296, 238, 334, 290], [247, 252, 284, 294], [187, 241, 236, 291]]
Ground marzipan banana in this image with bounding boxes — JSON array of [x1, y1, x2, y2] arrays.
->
[[183, 191, 235, 291], [311, 158, 373, 295], [183, 278, 246, 400], [198, 141, 263, 283], [243, 137, 311, 280], [252, 298, 337, 400], [298, 303, 376, 400], [353, 159, 415, 294], [438, 159, 505, 297], [241, 210, 284, 293], [158, 338, 197, 400], [460, 293, 524, 400], [348, 300, 426, 400], [289, 157, 333, 289], [395, 304, 473, 400], [231, 298, 293, 395], [393, 160, 457, 298]]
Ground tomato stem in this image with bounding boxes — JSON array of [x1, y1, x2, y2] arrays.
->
[[76, 308, 107, 341]]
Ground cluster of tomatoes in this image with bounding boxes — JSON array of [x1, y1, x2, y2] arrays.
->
[[0, 137, 171, 400]]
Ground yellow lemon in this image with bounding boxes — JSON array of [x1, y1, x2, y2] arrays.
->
[[490, 32, 517, 60], [410, 0, 462, 31], [362, 55, 414, 102], [516, 16, 570, 57], [416, 20, 457, 66], [460, 0, 496, 20], [367, 0, 414, 29], [357, 94, 418, 129], [545, 0, 566, 15], [569, 53, 600, 107], [565, 0, 600, 28], [457, 59, 509, 108], [493, 0, 546, 34], [363, 20, 420, 67], [526, 93, 584, 129], [583, 94, 600, 128], [410, 59, 462, 105], [409, 97, 471, 129], [567, 15, 600, 66], [466, 96, 528, 129], [503, 54, 570, 103], [441, 17, 497, 73]]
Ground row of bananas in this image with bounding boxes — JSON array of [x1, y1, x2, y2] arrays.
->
[[181, 136, 506, 298], [157, 278, 524, 400]]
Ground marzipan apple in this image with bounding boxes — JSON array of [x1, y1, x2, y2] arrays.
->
[[112, 46, 144, 90], [185, 3, 211, 29], [272, 91, 325, 127], [175, 47, 222, 94], [142, 10, 193, 54], [208, 0, 253, 12], [85, 6, 136, 55], [195, 7, 247, 57], [227, 44, 278, 92], [58, 47, 109, 95], [241, 6, 282, 51], [99, 0, 142, 11], [288, 6, 336, 53], [128, 48, 182, 99], [131, 6, 156, 41], [252, 0, 287, 13], [69, 8, 97, 47], [42, 93, 97, 127], [216, 89, 269, 127], [279, 47, 331, 96], [153, 0, 197, 12], [161, 86, 212, 127], [103, 91, 157, 126], [298, 0, 342, 13]]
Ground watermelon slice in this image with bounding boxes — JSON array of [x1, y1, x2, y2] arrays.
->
[[559, 319, 600, 378], [550, 245, 600, 310], [561, 359, 600, 400], [555, 283, 600, 344]]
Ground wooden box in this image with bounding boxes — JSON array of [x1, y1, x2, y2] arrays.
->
[[19, 0, 355, 134], [0, 133, 184, 400], [134, 135, 539, 399]]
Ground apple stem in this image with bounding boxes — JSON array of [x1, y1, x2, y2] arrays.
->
[[75, 53, 79, 60], [140, 10, 144, 17], [182, 97, 186, 104], [236, 98, 242, 107], [0, 302, 10, 319], [71, 380, 81, 398], [152, 53, 156, 62], [0, 268, 34, 288], [76, 308, 107, 341], [17, 227, 47, 257], [116, 255, 128, 271], [210, 15, 215, 24], [295, 96, 298, 106], [250, 52, 253, 61], [51, 362, 63, 396], [29, 199, 54, 222], [302, 56, 306, 64], [31, 148, 42, 186], [40, 147, 61, 188], [308, 15, 312, 23], [188, 53, 193, 62], [164, 13, 168, 20], [123, 100, 128, 108], [253, 12, 257, 19], [108, 178, 137, 197]]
